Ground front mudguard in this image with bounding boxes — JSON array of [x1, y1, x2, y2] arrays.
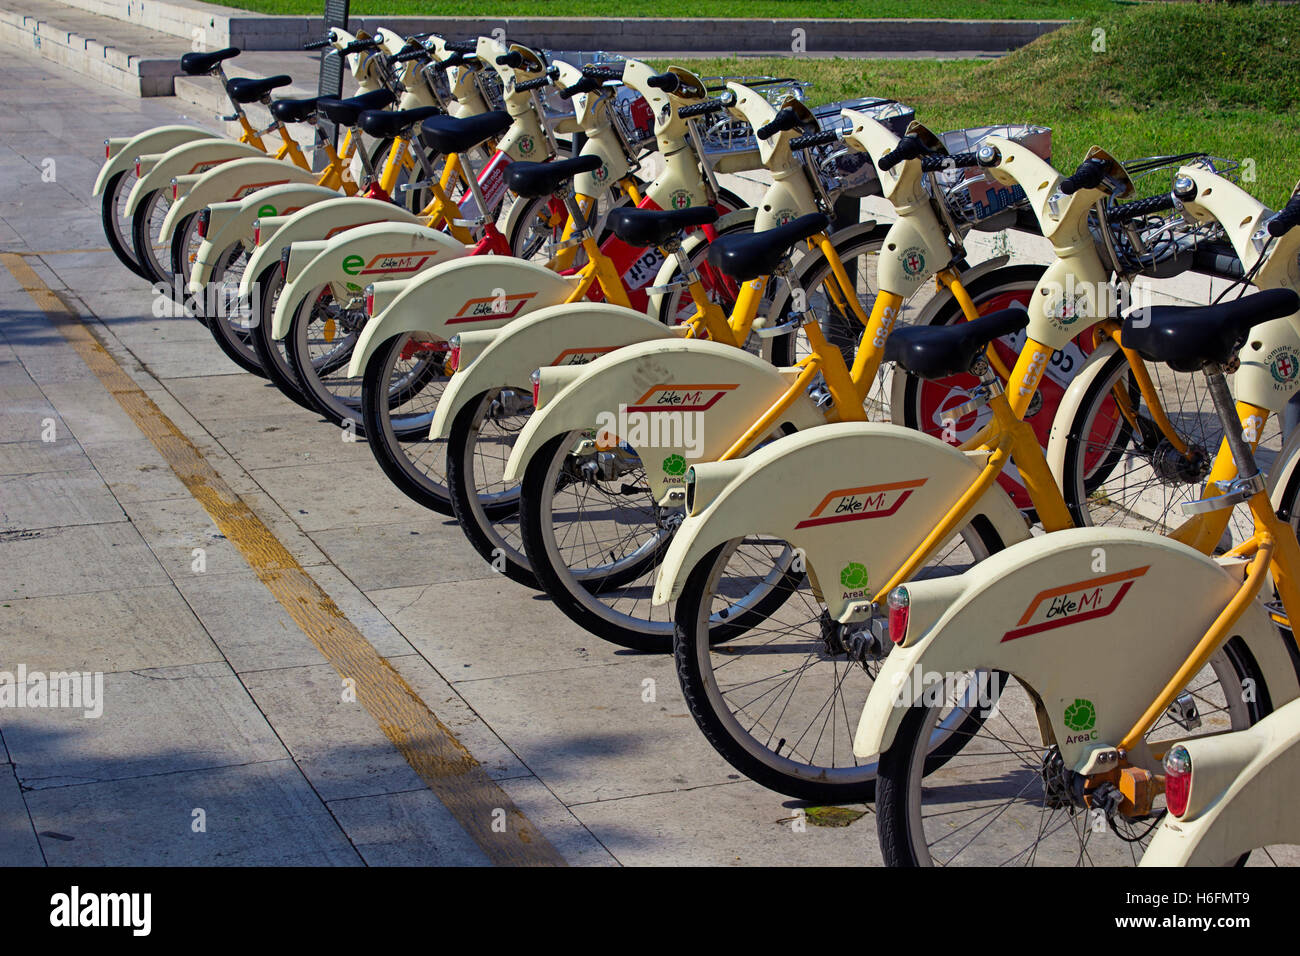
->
[[652, 422, 1032, 611], [346, 257, 581, 377], [94, 126, 216, 196], [124, 139, 266, 217], [158, 157, 319, 244], [854, 528, 1300, 770], [271, 222, 468, 339], [501, 338, 827, 504], [1141, 699, 1300, 866], [188, 185, 342, 294], [428, 303, 673, 441], [1045, 338, 1120, 488], [237, 198, 422, 299]]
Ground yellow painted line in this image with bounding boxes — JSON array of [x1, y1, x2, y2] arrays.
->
[[2, 253, 566, 867]]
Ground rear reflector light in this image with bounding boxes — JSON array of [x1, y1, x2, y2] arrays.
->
[[1164, 745, 1191, 817], [280, 246, 292, 280], [105, 140, 112, 159], [447, 334, 461, 373], [887, 587, 910, 645], [253, 219, 261, 245], [364, 284, 375, 316], [134, 157, 141, 177], [171, 178, 179, 201], [197, 209, 210, 239], [531, 368, 542, 406]]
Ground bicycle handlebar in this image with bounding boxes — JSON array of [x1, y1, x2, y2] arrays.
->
[[391, 47, 429, 64], [678, 91, 736, 120], [516, 74, 552, 92], [1267, 195, 1300, 237], [1059, 157, 1111, 195], [496, 51, 523, 68], [789, 129, 840, 151], [445, 39, 478, 53], [339, 38, 381, 56], [582, 62, 624, 80], [646, 72, 679, 92], [756, 107, 801, 141], [920, 151, 979, 172], [433, 51, 478, 73], [1109, 193, 1177, 224], [877, 135, 928, 172], [303, 35, 333, 51]]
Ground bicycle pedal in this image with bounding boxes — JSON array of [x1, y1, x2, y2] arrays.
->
[[1264, 600, 1292, 631], [644, 279, 691, 297], [754, 314, 805, 339], [543, 235, 584, 256], [400, 179, 433, 193]]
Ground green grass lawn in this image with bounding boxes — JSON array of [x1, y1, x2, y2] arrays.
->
[[658, 2, 1300, 206], [219, 0, 1116, 18]]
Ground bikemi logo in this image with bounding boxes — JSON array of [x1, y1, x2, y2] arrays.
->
[[50, 886, 151, 936], [625, 383, 737, 413], [549, 346, 618, 366], [342, 250, 440, 277], [446, 291, 539, 324], [794, 478, 927, 529], [1001, 565, 1149, 643]]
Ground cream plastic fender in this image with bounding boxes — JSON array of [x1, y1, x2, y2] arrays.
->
[[652, 422, 1032, 608], [853, 528, 1300, 769], [500, 338, 827, 504], [1267, 422, 1300, 516], [124, 140, 266, 217], [1140, 697, 1300, 866], [428, 303, 675, 441], [1045, 338, 1120, 488], [94, 126, 216, 196], [158, 156, 319, 244], [237, 198, 422, 298], [188, 185, 341, 294], [346, 257, 581, 376], [271, 222, 468, 339]]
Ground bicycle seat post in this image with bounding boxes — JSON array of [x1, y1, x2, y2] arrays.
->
[[1204, 363, 1263, 483]]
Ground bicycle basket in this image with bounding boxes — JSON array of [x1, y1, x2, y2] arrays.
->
[[1099, 153, 1240, 280], [934, 124, 1051, 230], [810, 97, 915, 199]]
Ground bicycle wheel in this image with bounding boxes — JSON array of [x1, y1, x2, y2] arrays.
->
[[102, 169, 150, 281], [876, 640, 1268, 866], [673, 517, 1005, 803], [897, 265, 1049, 508], [286, 283, 368, 430], [205, 244, 267, 377], [360, 332, 457, 514], [247, 264, 315, 406], [512, 228, 892, 651], [445, 211, 765, 590], [1059, 347, 1279, 549], [130, 188, 175, 285]]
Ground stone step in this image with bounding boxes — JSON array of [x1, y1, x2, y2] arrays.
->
[[0, 0, 192, 96]]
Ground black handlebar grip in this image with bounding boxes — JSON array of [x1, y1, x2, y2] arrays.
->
[[516, 74, 552, 92], [445, 39, 478, 53], [339, 38, 380, 55], [789, 130, 840, 151], [646, 72, 679, 93], [434, 51, 476, 73], [391, 47, 429, 63], [303, 36, 332, 51], [756, 107, 801, 141], [920, 151, 979, 172], [582, 62, 625, 80], [496, 51, 523, 68], [877, 135, 928, 172], [1110, 193, 1177, 224], [558, 75, 601, 99], [1059, 157, 1111, 196], [1267, 195, 1300, 237], [678, 94, 734, 120]]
